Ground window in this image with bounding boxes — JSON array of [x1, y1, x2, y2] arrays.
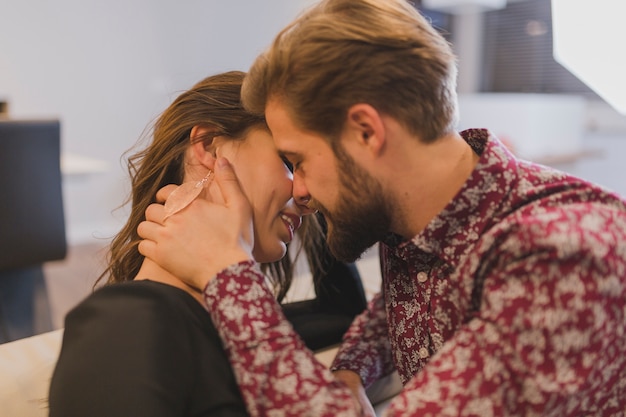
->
[[481, 0, 598, 97]]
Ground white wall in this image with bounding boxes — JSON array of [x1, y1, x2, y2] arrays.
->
[[0, 0, 315, 245]]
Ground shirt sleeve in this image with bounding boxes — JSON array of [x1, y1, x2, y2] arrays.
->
[[204, 261, 360, 417], [384, 233, 626, 416], [330, 292, 396, 387], [49, 285, 194, 417]]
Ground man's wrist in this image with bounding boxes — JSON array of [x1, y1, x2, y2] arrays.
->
[[205, 258, 256, 288]]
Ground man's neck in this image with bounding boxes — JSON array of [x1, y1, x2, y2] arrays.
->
[[387, 131, 480, 238]]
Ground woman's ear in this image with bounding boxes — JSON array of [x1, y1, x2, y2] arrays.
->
[[190, 125, 218, 170]]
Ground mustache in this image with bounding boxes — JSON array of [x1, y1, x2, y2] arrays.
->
[[307, 200, 333, 230], [307, 199, 325, 214]]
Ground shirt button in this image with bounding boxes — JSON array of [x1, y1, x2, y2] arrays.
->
[[417, 272, 428, 283]]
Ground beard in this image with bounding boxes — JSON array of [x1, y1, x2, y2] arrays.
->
[[316, 144, 392, 262]]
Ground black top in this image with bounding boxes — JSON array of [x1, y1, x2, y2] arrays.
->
[[49, 280, 248, 417]]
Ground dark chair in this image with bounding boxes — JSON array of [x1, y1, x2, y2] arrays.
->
[[0, 120, 67, 343], [283, 259, 367, 351]]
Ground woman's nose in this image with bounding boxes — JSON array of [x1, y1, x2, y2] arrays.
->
[[292, 174, 316, 214]]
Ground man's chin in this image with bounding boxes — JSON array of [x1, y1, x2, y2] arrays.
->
[[327, 229, 374, 263]]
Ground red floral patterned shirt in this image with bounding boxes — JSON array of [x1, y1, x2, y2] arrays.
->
[[204, 129, 626, 416]]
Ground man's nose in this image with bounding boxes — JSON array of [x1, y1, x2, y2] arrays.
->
[[296, 196, 317, 215], [293, 176, 316, 215]]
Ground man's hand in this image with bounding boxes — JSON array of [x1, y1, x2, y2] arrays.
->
[[333, 370, 376, 417], [137, 157, 254, 291]]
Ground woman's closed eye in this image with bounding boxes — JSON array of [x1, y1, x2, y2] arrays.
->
[[281, 156, 294, 173]]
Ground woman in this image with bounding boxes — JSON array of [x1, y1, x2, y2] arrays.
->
[[48, 71, 342, 416]]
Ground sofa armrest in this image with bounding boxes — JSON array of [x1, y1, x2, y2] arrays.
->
[[0, 329, 64, 417]]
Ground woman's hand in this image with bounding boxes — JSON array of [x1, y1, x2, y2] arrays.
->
[[137, 157, 255, 291]]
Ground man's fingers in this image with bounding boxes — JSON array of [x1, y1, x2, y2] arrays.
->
[[137, 218, 163, 260], [137, 218, 160, 241], [145, 203, 165, 224], [137, 237, 155, 259], [214, 157, 248, 210], [155, 184, 179, 203]]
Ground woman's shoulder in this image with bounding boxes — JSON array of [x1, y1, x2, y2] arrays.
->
[[58, 280, 219, 364], [66, 280, 206, 330], [90, 279, 189, 300]]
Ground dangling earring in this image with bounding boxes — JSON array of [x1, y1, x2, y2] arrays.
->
[[163, 171, 213, 220]]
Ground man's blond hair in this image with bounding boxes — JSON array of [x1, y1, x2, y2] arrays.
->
[[242, 0, 459, 143]]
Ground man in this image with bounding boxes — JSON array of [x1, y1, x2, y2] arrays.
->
[[137, 0, 626, 415]]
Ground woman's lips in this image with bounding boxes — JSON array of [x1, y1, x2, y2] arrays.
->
[[280, 212, 302, 240]]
